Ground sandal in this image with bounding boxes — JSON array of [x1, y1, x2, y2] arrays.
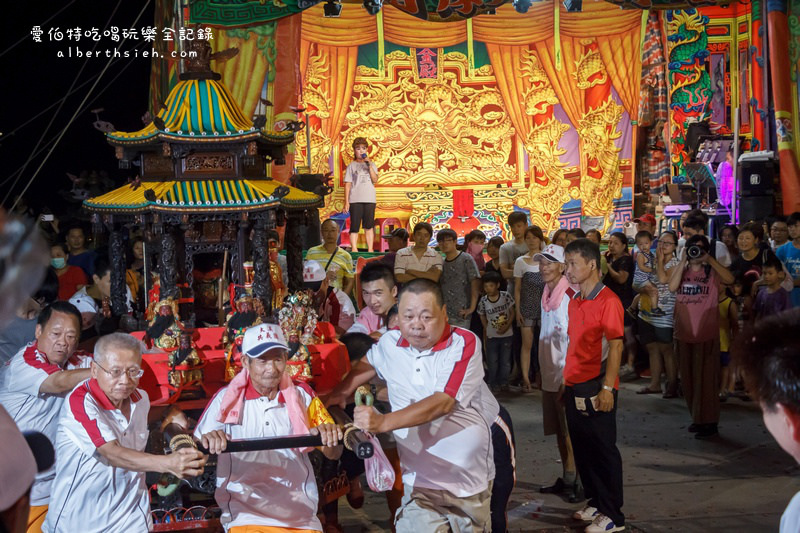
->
[[636, 387, 661, 395], [521, 383, 535, 394]]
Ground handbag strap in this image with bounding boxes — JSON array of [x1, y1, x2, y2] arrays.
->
[[324, 248, 338, 272]]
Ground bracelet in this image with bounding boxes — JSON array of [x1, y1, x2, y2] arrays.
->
[[602, 385, 615, 392]]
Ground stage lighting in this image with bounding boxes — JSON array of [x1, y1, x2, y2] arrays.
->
[[323, 0, 342, 17], [363, 0, 382, 15], [563, 0, 581, 11], [513, 0, 531, 12]]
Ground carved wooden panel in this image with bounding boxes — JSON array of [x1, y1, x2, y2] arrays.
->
[[180, 152, 237, 177]]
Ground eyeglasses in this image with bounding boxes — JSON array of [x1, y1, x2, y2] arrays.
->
[[94, 361, 144, 380]]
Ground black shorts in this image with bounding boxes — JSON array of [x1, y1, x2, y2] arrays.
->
[[349, 202, 375, 232], [637, 316, 673, 345]]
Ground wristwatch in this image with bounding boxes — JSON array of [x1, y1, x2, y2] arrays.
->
[[602, 385, 615, 392]]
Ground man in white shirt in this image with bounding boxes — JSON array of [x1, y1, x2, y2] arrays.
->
[[326, 278, 499, 532], [195, 323, 343, 532], [394, 222, 443, 284], [43, 333, 205, 533], [0, 302, 93, 531]]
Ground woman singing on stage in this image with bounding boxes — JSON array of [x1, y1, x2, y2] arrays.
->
[[344, 137, 379, 252]]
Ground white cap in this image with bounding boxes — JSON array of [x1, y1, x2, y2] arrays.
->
[[303, 260, 326, 283], [533, 244, 565, 264], [241, 323, 289, 358], [0, 406, 38, 511], [69, 293, 98, 315]]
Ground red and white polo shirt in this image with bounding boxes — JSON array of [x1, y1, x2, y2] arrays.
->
[[194, 381, 328, 531], [366, 325, 499, 497], [42, 379, 151, 533], [0, 343, 92, 506]]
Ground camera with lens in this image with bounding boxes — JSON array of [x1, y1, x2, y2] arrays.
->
[[686, 245, 704, 259]]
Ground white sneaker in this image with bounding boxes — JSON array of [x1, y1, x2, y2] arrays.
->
[[585, 513, 625, 532], [573, 505, 599, 521]]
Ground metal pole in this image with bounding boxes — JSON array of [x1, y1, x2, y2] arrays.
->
[[305, 111, 312, 170]]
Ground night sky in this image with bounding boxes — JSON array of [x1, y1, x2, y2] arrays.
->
[[1, 1, 156, 216]]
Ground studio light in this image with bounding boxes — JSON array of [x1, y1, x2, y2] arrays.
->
[[363, 0, 382, 16], [512, 0, 532, 12], [323, 0, 342, 17], [563, 0, 582, 11]]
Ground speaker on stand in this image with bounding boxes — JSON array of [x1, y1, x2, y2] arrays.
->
[[736, 151, 778, 223]]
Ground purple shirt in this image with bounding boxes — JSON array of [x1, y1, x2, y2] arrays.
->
[[754, 286, 792, 319]]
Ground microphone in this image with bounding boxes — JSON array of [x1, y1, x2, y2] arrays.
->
[[361, 152, 369, 169]]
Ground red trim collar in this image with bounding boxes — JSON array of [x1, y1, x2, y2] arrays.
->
[[87, 378, 142, 410], [243, 377, 285, 403], [87, 378, 117, 410], [396, 324, 453, 352]]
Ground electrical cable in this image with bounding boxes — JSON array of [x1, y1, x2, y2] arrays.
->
[[2, 37, 149, 142], [0, 0, 80, 59], [2, 0, 126, 206], [8, 0, 152, 211], [0, 38, 150, 190]]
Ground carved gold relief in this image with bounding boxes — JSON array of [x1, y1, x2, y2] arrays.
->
[[340, 51, 516, 188], [519, 50, 571, 234], [577, 97, 624, 216], [298, 53, 335, 174]]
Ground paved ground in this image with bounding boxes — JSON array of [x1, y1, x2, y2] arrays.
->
[[337, 376, 800, 532]]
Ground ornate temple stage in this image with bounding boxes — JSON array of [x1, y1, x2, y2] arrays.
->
[[194, 1, 642, 240]]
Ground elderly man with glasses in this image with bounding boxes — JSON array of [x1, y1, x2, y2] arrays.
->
[[0, 301, 93, 533], [43, 333, 205, 533]]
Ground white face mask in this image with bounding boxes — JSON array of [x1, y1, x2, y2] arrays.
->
[[51, 257, 66, 269]]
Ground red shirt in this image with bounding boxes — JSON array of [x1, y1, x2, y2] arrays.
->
[[564, 283, 624, 387], [57, 266, 87, 301]]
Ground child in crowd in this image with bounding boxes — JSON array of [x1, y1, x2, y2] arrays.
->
[[633, 230, 664, 315], [464, 230, 487, 273], [565, 228, 586, 244], [485, 236, 507, 292], [478, 271, 515, 392], [585, 229, 602, 244], [754, 257, 793, 320], [717, 287, 739, 401]]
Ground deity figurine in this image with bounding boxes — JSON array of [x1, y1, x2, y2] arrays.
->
[[277, 291, 319, 383], [167, 331, 204, 398], [145, 297, 182, 350], [145, 298, 204, 398], [222, 286, 263, 381]]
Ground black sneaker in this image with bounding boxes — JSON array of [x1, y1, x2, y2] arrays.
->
[[695, 424, 719, 439], [688, 423, 700, 433]]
